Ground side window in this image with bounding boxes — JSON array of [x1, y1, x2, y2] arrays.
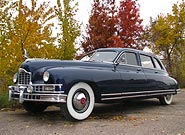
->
[[119, 53, 126, 64], [126, 52, 138, 66], [140, 55, 154, 68], [119, 52, 138, 66], [153, 58, 162, 70]]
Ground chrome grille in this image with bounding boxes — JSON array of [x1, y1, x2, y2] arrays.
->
[[18, 68, 31, 85]]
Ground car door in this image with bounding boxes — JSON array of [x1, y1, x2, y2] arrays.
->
[[139, 54, 169, 91], [116, 51, 148, 92]]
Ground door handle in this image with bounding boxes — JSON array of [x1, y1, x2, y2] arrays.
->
[[137, 68, 142, 71]]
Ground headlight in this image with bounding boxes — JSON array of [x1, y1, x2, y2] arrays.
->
[[13, 73, 18, 83], [43, 71, 50, 82]]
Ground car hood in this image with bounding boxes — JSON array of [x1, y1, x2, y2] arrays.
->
[[20, 58, 113, 73]]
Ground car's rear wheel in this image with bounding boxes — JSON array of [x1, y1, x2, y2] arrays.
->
[[23, 102, 48, 113], [159, 94, 173, 105], [61, 82, 95, 121]]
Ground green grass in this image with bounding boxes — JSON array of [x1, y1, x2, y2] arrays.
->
[[0, 92, 21, 109]]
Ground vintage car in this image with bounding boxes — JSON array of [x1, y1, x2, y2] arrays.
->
[[9, 48, 180, 121]]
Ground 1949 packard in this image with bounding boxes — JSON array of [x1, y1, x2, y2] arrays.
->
[[9, 48, 180, 121]]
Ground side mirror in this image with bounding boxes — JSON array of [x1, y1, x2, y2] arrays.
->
[[112, 62, 119, 71]]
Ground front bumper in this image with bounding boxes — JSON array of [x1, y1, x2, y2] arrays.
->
[[176, 89, 181, 94], [9, 84, 67, 103]]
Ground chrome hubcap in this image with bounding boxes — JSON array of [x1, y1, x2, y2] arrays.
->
[[165, 95, 172, 101], [73, 91, 89, 112]]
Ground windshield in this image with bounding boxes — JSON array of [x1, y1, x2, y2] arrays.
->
[[80, 52, 95, 61], [89, 51, 117, 62]]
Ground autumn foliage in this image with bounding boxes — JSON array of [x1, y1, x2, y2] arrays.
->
[[56, 0, 80, 60], [0, 0, 57, 86], [0, 0, 80, 96], [117, 0, 143, 49], [144, 1, 185, 87], [82, 0, 143, 53], [82, 0, 117, 52]]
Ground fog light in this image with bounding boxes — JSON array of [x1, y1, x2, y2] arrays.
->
[[27, 86, 33, 93]]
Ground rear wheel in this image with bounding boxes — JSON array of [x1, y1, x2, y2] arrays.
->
[[23, 102, 48, 113], [159, 94, 173, 105], [61, 82, 95, 121]]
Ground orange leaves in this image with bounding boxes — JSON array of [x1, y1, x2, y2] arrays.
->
[[117, 0, 143, 50], [82, 0, 144, 53], [82, 0, 117, 53]]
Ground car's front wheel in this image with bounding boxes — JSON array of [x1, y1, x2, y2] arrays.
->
[[61, 82, 95, 121], [159, 94, 173, 105], [23, 102, 48, 113]]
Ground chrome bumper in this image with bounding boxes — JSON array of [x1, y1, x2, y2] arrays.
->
[[8, 84, 67, 103], [176, 89, 181, 94]]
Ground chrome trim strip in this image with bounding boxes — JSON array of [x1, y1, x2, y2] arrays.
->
[[23, 93, 66, 96], [101, 91, 176, 101], [17, 84, 63, 87], [31, 91, 64, 94], [19, 68, 30, 73], [101, 89, 176, 97], [23, 98, 66, 103], [14, 84, 64, 93]]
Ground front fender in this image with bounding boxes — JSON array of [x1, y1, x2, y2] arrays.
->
[[46, 67, 95, 94]]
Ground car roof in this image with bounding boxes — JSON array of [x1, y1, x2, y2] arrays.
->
[[96, 48, 155, 57]]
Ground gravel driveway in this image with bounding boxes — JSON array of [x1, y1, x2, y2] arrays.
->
[[0, 89, 185, 135]]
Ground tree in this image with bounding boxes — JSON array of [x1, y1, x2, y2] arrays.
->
[[117, 0, 143, 49], [144, 1, 185, 86], [82, 0, 144, 53], [56, 0, 80, 60], [0, 0, 57, 91], [0, 0, 16, 92], [82, 0, 118, 53], [13, 0, 57, 59]]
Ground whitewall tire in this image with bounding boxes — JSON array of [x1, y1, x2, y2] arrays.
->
[[159, 94, 173, 105], [61, 82, 95, 121]]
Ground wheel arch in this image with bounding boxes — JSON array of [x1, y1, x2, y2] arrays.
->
[[67, 80, 101, 103]]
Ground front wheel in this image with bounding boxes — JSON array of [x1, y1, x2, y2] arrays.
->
[[61, 82, 95, 121], [159, 94, 173, 105], [23, 102, 48, 113]]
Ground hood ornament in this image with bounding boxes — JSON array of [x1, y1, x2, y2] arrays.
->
[[23, 49, 29, 59]]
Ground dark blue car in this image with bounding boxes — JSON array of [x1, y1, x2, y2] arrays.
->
[[9, 48, 180, 121]]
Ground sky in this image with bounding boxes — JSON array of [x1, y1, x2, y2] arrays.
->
[[23, 0, 183, 26], [76, 0, 183, 26], [138, 0, 183, 25]]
